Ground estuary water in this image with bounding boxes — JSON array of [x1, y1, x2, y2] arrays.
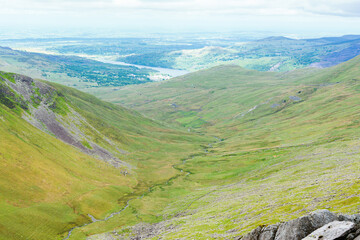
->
[[99, 59, 189, 77]]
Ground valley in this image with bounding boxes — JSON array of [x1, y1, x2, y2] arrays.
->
[[0, 35, 360, 240], [3, 0, 360, 239], [84, 56, 360, 239], [0, 72, 210, 239]]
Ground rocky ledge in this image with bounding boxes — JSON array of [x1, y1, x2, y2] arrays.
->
[[238, 210, 360, 240]]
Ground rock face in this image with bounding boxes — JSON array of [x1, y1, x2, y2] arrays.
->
[[259, 225, 279, 240], [274, 210, 338, 240], [0, 72, 129, 168], [240, 225, 279, 240], [303, 221, 355, 240], [239, 210, 360, 240]]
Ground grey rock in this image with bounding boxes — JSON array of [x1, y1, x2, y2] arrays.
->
[[274, 210, 338, 240], [289, 96, 302, 101], [310, 210, 340, 228], [87, 232, 118, 240], [347, 233, 356, 240], [354, 236, 360, 240], [338, 214, 360, 224], [302, 221, 355, 240], [241, 224, 279, 240], [259, 224, 279, 240], [242, 226, 263, 240], [171, 103, 179, 108]]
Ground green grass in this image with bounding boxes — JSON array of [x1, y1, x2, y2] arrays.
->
[[0, 73, 210, 240], [2, 55, 360, 239], [83, 55, 360, 239], [0, 72, 16, 83], [0, 103, 134, 239]]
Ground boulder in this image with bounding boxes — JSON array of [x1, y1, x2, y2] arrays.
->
[[302, 221, 355, 240], [338, 214, 360, 224], [241, 224, 279, 240], [259, 224, 279, 240], [237, 210, 360, 240], [274, 210, 338, 240], [242, 226, 263, 240]]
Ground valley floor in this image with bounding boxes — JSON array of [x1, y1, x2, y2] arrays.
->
[[80, 57, 360, 239], [2, 55, 360, 240]]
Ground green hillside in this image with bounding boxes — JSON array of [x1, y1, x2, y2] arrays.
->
[[0, 72, 209, 240], [86, 56, 360, 239], [117, 35, 360, 72], [0, 46, 154, 89], [2, 55, 360, 239]]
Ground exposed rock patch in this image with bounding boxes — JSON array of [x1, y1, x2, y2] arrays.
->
[[271, 103, 281, 108], [87, 222, 178, 240], [289, 96, 302, 101], [1, 73, 130, 169]]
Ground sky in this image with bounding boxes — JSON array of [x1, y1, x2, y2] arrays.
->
[[0, 0, 360, 38]]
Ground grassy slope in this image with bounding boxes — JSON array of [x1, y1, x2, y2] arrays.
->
[[89, 56, 360, 239], [90, 65, 307, 131], [0, 73, 209, 240]]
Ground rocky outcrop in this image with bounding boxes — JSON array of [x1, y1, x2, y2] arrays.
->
[[303, 221, 355, 240], [239, 210, 360, 240], [0, 72, 130, 168], [241, 224, 279, 240], [274, 210, 338, 240]]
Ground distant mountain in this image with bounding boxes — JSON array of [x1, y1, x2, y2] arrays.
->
[[256, 36, 296, 41], [116, 34, 360, 72], [305, 34, 360, 44], [309, 38, 360, 68], [2, 35, 360, 81]]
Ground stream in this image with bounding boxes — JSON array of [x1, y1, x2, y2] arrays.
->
[[63, 193, 146, 240], [63, 136, 222, 240]]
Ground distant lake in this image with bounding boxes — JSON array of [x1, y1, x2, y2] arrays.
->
[[99, 59, 189, 77]]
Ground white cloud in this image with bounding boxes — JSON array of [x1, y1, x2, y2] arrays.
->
[[1, 0, 359, 16], [0, 0, 359, 35], [110, 0, 360, 17]]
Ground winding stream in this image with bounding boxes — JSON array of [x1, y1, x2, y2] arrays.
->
[[63, 136, 222, 240], [63, 199, 132, 240]]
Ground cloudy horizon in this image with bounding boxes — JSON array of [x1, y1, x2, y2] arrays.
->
[[1, 0, 360, 38]]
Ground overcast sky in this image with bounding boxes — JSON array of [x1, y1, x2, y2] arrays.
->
[[0, 0, 360, 37]]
